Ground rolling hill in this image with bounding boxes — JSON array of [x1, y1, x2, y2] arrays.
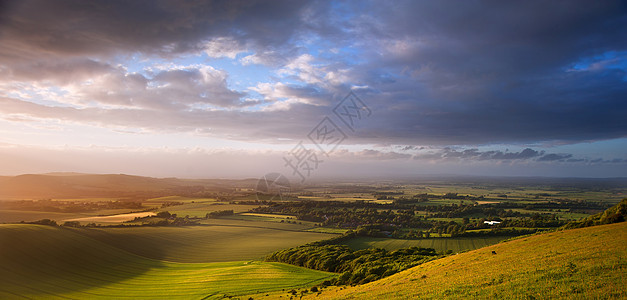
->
[[299, 221, 627, 299], [0, 173, 257, 199], [0, 224, 335, 299]]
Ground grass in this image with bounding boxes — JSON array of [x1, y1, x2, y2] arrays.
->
[[343, 236, 510, 253], [71, 225, 336, 263], [0, 224, 336, 299], [300, 221, 627, 299]]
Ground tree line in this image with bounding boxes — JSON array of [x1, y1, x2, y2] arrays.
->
[[266, 244, 439, 285]]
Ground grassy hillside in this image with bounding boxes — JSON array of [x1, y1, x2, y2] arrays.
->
[[0, 224, 335, 299], [298, 222, 626, 299]]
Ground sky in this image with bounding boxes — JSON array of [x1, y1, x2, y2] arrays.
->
[[0, 0, 626, 180]]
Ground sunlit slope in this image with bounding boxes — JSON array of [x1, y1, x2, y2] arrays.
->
[[309, 222, 627, 299], [0, 224, 335, 299]]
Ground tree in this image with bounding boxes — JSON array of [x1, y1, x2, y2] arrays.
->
[[62, 221, 81, 227], [30, 219, 57, 226], [156, 211, 171, 218]]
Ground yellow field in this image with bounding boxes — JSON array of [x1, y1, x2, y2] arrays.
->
[[65, 211, 156, 223]]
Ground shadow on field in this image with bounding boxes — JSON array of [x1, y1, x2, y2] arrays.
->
[[0, 224, 167, 297], [70, 224, 338, 263], [72, 226, 198, 262]]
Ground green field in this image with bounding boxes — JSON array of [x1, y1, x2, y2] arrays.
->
[[305, 227, 350, 234], [146, 196, 216, 203], [200, 217, 315, 231], [343, 236, 510, 253], [71, 224, 336, 263], [0, 224, 336, 299], [220, 213, 318, 226], [298, 222, 627, 300], [157, 202, 259, 218]]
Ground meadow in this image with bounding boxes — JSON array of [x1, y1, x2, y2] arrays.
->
[[0, 224, 336, 299]]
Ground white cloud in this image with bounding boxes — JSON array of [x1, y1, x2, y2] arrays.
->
[[203, 37, 247, 59], [249, 82, 330, 111]]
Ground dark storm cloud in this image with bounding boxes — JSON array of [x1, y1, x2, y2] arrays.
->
[[357, 1, 627, 78], [354, 68, 627, 145], [0, 0, 311, 60], [344, 0, 627, 145]]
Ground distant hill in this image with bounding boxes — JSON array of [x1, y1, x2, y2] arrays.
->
[[0, 173, 258, 199], [305, 221, 627, 299]]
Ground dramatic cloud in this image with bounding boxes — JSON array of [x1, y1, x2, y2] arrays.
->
[[0, 0, 625, 177], [2, 0, 626, 144]]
